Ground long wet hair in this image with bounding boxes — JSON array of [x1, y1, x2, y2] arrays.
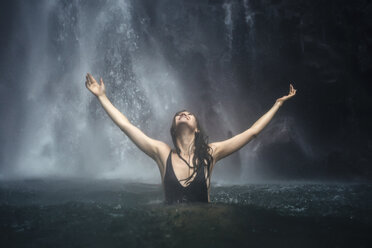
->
[[170, 109, 214, 186]]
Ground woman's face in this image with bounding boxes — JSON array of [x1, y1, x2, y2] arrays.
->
[[174, 111, 198, 132]]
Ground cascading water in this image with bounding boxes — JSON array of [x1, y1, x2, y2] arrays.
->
[[1, 0, 313, 184], [2, 0, 188, 181]]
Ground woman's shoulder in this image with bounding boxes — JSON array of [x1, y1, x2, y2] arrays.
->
[[156, 142, 172, 156]]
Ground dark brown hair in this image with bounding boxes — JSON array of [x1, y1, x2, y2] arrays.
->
[[170, 109, 214, 186]]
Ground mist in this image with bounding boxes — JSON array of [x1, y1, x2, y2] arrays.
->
[[0, 0, 371, 183]]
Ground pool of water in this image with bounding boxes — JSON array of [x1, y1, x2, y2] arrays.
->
[[0, 179, 371, 247]]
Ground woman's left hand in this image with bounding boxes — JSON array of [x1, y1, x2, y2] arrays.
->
[[276, 83, 297, 107]]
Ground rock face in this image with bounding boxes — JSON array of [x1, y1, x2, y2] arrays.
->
[[0, 0, 371, 181], [238, 0, 372, 181]]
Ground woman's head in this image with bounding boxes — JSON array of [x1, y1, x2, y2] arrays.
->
[[171, 109, 200, 137], [170, 109, 214, 186]]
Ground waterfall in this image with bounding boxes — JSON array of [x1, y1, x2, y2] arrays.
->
[[222, 1, 233, 55], [2, 0, 187, 182], [1, 0, 314, 183]]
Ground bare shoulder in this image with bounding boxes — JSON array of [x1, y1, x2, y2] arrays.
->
[[155, 140, 172, 160], [152, 140, 172, 180], [151, 140, 171, 167]]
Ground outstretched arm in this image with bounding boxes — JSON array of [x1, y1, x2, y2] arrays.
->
[[85, 73, 166, 161], [209, 84, 297, 163]]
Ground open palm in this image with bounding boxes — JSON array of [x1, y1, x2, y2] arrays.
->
[[276, 83, 297, 106], [85, 73, 106, 97]]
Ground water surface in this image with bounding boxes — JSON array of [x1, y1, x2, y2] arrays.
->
[[1, 179, 371, 247]]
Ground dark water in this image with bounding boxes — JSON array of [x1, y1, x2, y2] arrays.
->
[[0, 179, 371, 247]]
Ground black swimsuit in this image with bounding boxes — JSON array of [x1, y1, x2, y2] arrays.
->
[[163, 150, 208, 204]]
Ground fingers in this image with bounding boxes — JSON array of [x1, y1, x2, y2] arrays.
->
[[86, 73, 98, 85], [85, 75, 90, 88], [87, 73, 97, 84], [85, 73, 105, 92], [278, 83, 297, 103], [87, 73, 93, 82], [85, 74, 91, 87], [289, 83, 297, 95], [85, 73, 96, 91]]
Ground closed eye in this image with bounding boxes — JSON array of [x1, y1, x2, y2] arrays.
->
[[176, 113, 193, 116]]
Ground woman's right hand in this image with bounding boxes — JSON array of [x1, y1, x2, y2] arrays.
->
[[85, 73, 106, 97]]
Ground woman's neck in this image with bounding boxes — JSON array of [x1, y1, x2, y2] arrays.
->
[[176, 130, 195, 156]]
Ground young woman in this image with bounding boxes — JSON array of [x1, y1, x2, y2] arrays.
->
[[85, 73, 297, 204]]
